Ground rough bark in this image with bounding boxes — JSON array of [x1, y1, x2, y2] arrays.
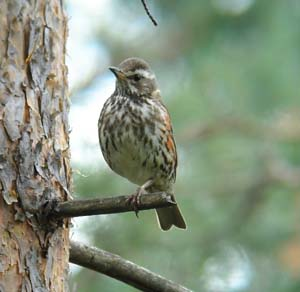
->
[[0, 1, 71, 291]]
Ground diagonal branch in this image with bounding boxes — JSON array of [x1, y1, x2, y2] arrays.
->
[[51, 192, 175, 218], [69, 241, 192, 292], [140, 0, 158, 26]]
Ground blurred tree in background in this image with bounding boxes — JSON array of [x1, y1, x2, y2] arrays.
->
[[67, 0, 300, 291]]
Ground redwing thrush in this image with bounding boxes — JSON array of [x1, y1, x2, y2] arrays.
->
[[98, 57, 186, 230]]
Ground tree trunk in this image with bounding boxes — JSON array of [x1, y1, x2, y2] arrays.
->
[[0, 1, 71, 291]]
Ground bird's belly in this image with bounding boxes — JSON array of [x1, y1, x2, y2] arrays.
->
[[109, 138, 152, 185]]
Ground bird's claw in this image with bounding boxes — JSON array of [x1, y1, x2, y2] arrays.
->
[[126, 188, 144, 218], [126, 194, 140, 217]]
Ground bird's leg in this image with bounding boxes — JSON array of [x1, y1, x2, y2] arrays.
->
[[126, 179, 154, 217]]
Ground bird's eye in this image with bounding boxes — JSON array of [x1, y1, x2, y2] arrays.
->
[[130, 74, 142, 82]]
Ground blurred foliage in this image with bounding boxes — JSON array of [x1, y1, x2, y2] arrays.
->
[[69, 0, 300, 291]]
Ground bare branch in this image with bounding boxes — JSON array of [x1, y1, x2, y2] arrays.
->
[[69, 241, 192, 292], [179, 114, 300, 143], [141, 0, 158, 26], [51, 192, 175, 218]]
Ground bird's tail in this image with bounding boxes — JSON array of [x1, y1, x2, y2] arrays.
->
[[155, 204, 186, 231]]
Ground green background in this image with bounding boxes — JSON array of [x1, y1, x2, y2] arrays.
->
[[68, 1, 300, 291]]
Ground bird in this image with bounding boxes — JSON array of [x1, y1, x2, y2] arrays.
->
[[98, 57, 186, 231]]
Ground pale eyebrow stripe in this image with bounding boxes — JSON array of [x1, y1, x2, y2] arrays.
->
[[127, 69, 155, 79]]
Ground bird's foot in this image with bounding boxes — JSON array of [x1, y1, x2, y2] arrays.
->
[[126, 179, 154, 218], [126, 187, 146, 218]]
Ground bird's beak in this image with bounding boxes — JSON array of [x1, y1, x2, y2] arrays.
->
[[109, 66, 126, 81]]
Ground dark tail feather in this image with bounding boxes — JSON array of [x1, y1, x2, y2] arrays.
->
[[155, 205, 187, 231]]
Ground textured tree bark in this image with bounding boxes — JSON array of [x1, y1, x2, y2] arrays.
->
[[0, 1, 71, 291]]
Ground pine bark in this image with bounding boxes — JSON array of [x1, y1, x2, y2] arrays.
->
[[0, 1, 71, 291]]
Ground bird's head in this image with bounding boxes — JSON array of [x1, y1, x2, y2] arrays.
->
[[109, 57, 160, 99]]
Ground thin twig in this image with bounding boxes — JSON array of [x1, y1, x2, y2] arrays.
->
[[69, 241, 192, 292], [51, 192, 175, 218], [141, 0, 158, 26]]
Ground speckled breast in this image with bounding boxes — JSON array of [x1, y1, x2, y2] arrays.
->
[[98, 95, 175, 190]]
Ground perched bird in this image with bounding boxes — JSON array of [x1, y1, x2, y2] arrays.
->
[[98, 57, 186, 230]]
